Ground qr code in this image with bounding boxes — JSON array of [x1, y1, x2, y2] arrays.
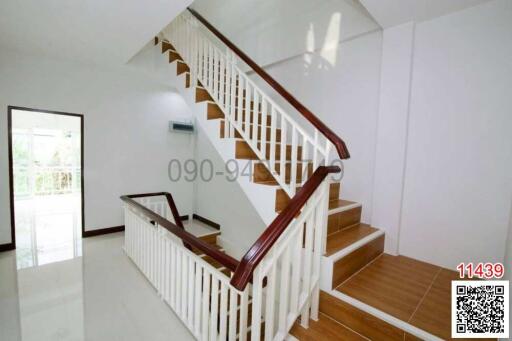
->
[[452, 280, 509, 338]]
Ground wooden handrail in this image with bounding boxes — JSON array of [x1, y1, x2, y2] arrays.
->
[[229, 166, 340, 290], [186, 7, 350, 160], [121, 193, 240, 272], [127, 192, 185, 228]]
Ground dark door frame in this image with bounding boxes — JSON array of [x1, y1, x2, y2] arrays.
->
[[5, 106, 85, 251]]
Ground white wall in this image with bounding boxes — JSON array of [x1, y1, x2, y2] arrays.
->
[[505, 201, 512, 324], [193, 126, 267, 258], [0, 49, 195, 243], [191, 0, 380, 68], [371, 22, 415, 254], [398, 0, 512, 268], [253, 32, 383, 223]]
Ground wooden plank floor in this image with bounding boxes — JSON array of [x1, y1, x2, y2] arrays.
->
[[336, 254, 495, 340]]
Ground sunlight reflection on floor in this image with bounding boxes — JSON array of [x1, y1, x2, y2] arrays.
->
[[14, 193, 82, 269]]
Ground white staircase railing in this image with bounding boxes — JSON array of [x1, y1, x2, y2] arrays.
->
[[164, 11, 334, 197], [123, 175, 331, 340], [124, 201, 252, 340]]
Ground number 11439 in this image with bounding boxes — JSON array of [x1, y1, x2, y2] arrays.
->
[[457, 262, 504, 279]]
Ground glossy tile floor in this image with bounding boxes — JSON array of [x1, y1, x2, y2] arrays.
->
[[14, 194, 82, 270], [0, 232, 195, 341]]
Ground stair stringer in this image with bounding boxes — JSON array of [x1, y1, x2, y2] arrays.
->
[[163, 55, 279, 226]]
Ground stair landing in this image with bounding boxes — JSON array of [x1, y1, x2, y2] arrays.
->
[[334, 254, 495, 340]]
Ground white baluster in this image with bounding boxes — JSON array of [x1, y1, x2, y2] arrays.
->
[[208, 43, 214, 92], [264, 262, 277, 340], [244, 82, 252, 137], [260, 98, 268, 159], [213, 49, 219, 101], [176, 249, 182, 316], [170, 243, 177, 309], [219, 55, 225, 109], [228, 289, 238, 340], [313, 130, 319, 169], [300, 210, 315, 327], [229, 55, 237, 138], [290, 127, 298, 196], [224, 52, 231, 120], [269, 107, 277, 174], [252, 88, 259, 148], [209, 277, 219, 341], [301, 136, 310, 186], [229, 60, 237, 138], [194, 264, 202, 336], [311, 181, 330, 321], [202, 270, 211, 341], [181, 252, 188, 319], [277, 247, 291, 335], [239, 289, 249, 341], [279, 116, 287, 187], [219, 283, 228, 341], [289, 226, 303, 316], [250, 266, 264, 341], [188, 257, 195, 327], [237, 77, 244, 127]]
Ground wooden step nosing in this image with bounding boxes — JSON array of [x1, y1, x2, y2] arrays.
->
[[327, 230, 384, 262], [197, 231, 221, 238], [327, 290, 444, 341], [328, 202, 362, 215], [326, 221, 361, 237]]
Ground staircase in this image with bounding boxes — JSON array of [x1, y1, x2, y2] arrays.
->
[[119, 7, 466, 341]]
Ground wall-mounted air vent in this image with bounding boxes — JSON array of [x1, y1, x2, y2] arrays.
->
[[169, 120, 194, 134]]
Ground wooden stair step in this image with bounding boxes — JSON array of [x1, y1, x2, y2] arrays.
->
[[330, 182, 340, 201], [207, 102, 224, 119], [330, 233, 384, 288], [326, 224, 377, 256], [276, 182, 340, 212], [327, 200, 362, 234], [169, 50, 183, 63], [161, 41, 174, 53], [177, 60, 190, 75], [319, 291, 405, 341], [196, 87, 214, 102], [290, 312, 366, 341], [235, 140, 303, 161], [198, 231, 221, 246], [253, 161, 312, 185], [219, 120, 282, 142]]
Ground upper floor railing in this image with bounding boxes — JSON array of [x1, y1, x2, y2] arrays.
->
[[14, 165, 81, 197]]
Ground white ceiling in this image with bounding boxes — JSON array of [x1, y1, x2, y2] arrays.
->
[[0, 0, 192, 65], [359, 0, 492, 28]]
